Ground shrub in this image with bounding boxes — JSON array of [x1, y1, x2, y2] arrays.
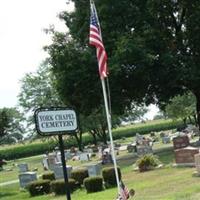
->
[[102, 167, 121, 188], [26, 180, 51, 196], [84, 176, 103, 193], [50, 179, 76, 195], [136, 154, 160, 172], [71, 168, 88, 185], [42, 172, 55, 181]]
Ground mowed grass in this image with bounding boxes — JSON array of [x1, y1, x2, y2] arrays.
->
[[1, 147, 200, 200]]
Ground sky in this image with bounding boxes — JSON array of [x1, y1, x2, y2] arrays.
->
[[0, 0, 73, 108]]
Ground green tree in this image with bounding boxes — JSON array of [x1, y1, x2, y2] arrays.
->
[[58, 0, 200, 128], [80, 108, 120, 145], [18, 61, 63, 136], [165, 92, 196, 126], [0, 107, 24, 144], [18, 61, 84, 150]]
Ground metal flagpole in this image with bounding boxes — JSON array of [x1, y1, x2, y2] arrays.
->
[[90, 0, 121, 194], [101, 77, 121, 194]]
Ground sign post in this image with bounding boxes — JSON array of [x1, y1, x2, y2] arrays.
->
[[58, 134, 71, 200], [34, 107, 78, 200]]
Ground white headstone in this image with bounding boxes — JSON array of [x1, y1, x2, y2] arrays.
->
[[42, 157, 49, 170], [55, 152, 62, 163], [19, 172, 37, 188]]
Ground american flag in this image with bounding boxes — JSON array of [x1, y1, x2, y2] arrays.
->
[[89, 0, 108, 78], [117, 181, 130, 200]]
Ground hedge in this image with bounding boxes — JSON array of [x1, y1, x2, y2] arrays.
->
[[50, 179, 76, 195], [102, 167, 121, 187], [0, 119, 184, 160], [84, 176, 103, 193], [26, 180, 51, 196], [71, 168, 89, 185]]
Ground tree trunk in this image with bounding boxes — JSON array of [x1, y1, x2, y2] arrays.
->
[[101, 128, 107, 145], [74, 131, 83, 151], [90, 130, 97, 146], [193, 114, 198, 127], [188, 116, 192, 124], [183, 117, 187, 127]]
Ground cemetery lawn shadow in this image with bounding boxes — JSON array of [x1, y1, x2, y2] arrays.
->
[[0, 192, 17, 199]]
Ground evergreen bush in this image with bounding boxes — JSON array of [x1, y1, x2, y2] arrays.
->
[[84, 176, 103, 193], [71, 168, 88, 185], [50, 179, 76, 195], [136, 154, 160, 172], [102, 167, 121, 188], [42, 172, 55, 181], [26, 180, 51, 196]]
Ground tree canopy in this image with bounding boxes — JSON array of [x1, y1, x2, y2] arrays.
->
[[46, 0, 200, 127], [165, 92, 196, 125], [18, 61, 63, 136], [0, 107, 24, 144]]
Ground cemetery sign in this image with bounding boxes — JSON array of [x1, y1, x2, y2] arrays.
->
[[34, 107, 78, 136]]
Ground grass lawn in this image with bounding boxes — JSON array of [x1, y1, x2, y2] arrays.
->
[[1, 143, 200, 200]]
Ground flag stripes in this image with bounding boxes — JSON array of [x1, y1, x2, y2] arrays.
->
[[89, 1, 108, 78]]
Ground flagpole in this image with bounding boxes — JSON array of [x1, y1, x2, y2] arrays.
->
[[101, 77, 121, 194]]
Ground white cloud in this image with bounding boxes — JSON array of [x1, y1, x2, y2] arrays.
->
[[0, 0, 73, 108]]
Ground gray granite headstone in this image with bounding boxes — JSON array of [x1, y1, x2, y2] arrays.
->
[[53, 164, 72, 179], [162, 136, 171, 144], [47, 154, 57, 171], [19, 172, 37, 188], [85, 162, 102, 177], [137, 145, 153, 156], [64, 150, 72, 160], [79, 153, 89, 161], [18, 163, 29, 173]]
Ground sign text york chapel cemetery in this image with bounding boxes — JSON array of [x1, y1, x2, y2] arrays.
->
[[35, 108, 78, 136]]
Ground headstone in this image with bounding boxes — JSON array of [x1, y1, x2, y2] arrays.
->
[[55, 152, 62, 163], [18, 163, 29, 173], [137, 145, 153, 156], [136, 133, 144, 145], [127, 144, 136, 153], [173, 136, 189, 149], [19, 172, 37, 188], [85, 162, 102, 177], [162, 136, 171, 144], [175, 146, 199, 165], [119, 145, 129, 151], [53, 164, 72, 179], [102, 152, 113, 164], [194, 153, 200, 173], [47, 153, 57, 170], [85, 148, 93, 154], [42, 156, 49, 170], [79, 153, 90, 161], [64, 150, 72, 160]]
